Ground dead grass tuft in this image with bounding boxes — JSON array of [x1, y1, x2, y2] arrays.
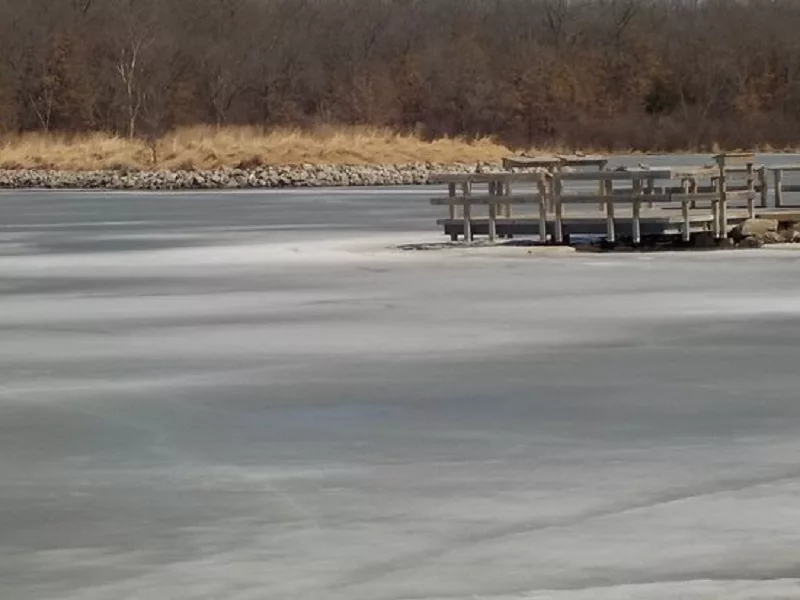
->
[[0, 126, 517, 171]]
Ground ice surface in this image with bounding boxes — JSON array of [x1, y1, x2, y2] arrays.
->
[[2, 188, 800, 599]]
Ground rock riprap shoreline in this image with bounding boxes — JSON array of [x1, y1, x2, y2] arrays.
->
[[730, 218, 800, 247], [0, 163, 500, 190]]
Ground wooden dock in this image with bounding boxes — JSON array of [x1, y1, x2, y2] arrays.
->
[[430, 152, 800, 245], [436, 209, 752, 243]]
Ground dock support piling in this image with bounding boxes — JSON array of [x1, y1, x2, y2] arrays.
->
[[682, 200, 691, 242], [605, 179, 615, 244], [538, 195, 548, 244], [554, 195, 563, 244], [463, 203, 472, 242], [711, 197, 720, 238], [719, 179, 728, 239], [597, 177, 605, 211], [550, 177, 563, 244], [713, 155, 727, 239], [606, 201, 616, 244]]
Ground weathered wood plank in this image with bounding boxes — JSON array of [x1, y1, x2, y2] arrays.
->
[[430, 172, 547, 184], [434, 190, 729, 207], [436, 210, 750, 227], [556, 170, 669, 181], [430, 194, 541, 206], [725, 164, 765, 173], [670, 192, 720, 203], [713, 152, 756, 168], [556, 154, 609, 168], [565, 193, 720, 204], [724, 190, 755, 203], [558, 193, 671, 204], [502, 155, 561, 169], [556, 166, 725, 182], [767, 165, 800, 172]]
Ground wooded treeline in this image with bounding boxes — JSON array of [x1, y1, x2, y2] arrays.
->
[[2, 0, 800, 151]]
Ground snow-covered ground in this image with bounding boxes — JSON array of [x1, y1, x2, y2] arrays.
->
[[2, 188, 800, 600]]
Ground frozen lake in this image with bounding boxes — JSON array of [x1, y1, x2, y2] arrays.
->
[[2, 183, 800, 600]]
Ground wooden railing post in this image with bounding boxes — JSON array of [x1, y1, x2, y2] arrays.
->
[[597, 176, 605, 211], [448, 182, 456, 219], [538, 177, 548, 244], [487, 179, 497, 243], [757, 166, 768, 208], [710, 175, 720, 239], [461, 181, 472, 242], [774, 169, 783, 208], [503, 181, 512, 218], [632, 177, 642, 245], [713, 154, 727, 239], [646, 176, 655, 208], [746, 162, 755, 218], [551, 174, 563, 243], [681, 178, 692, 242], [604, 179, 615, 244]]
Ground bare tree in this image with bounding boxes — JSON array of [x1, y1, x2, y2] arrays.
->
[[116, 37, 148, 139]]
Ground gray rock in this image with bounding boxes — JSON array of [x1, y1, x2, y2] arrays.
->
[[738, 236, 765, 248], [740, 218, 778, 237]]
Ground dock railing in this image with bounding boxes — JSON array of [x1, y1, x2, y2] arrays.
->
[[430, 172, 546, 242], [429, 152, 774, 244], [765, 165, 800, 207]]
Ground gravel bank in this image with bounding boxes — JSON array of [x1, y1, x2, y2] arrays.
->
[[0, 162, 502, 190]]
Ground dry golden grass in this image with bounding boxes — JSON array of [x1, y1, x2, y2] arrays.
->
[[0, 126, 517, 171]]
